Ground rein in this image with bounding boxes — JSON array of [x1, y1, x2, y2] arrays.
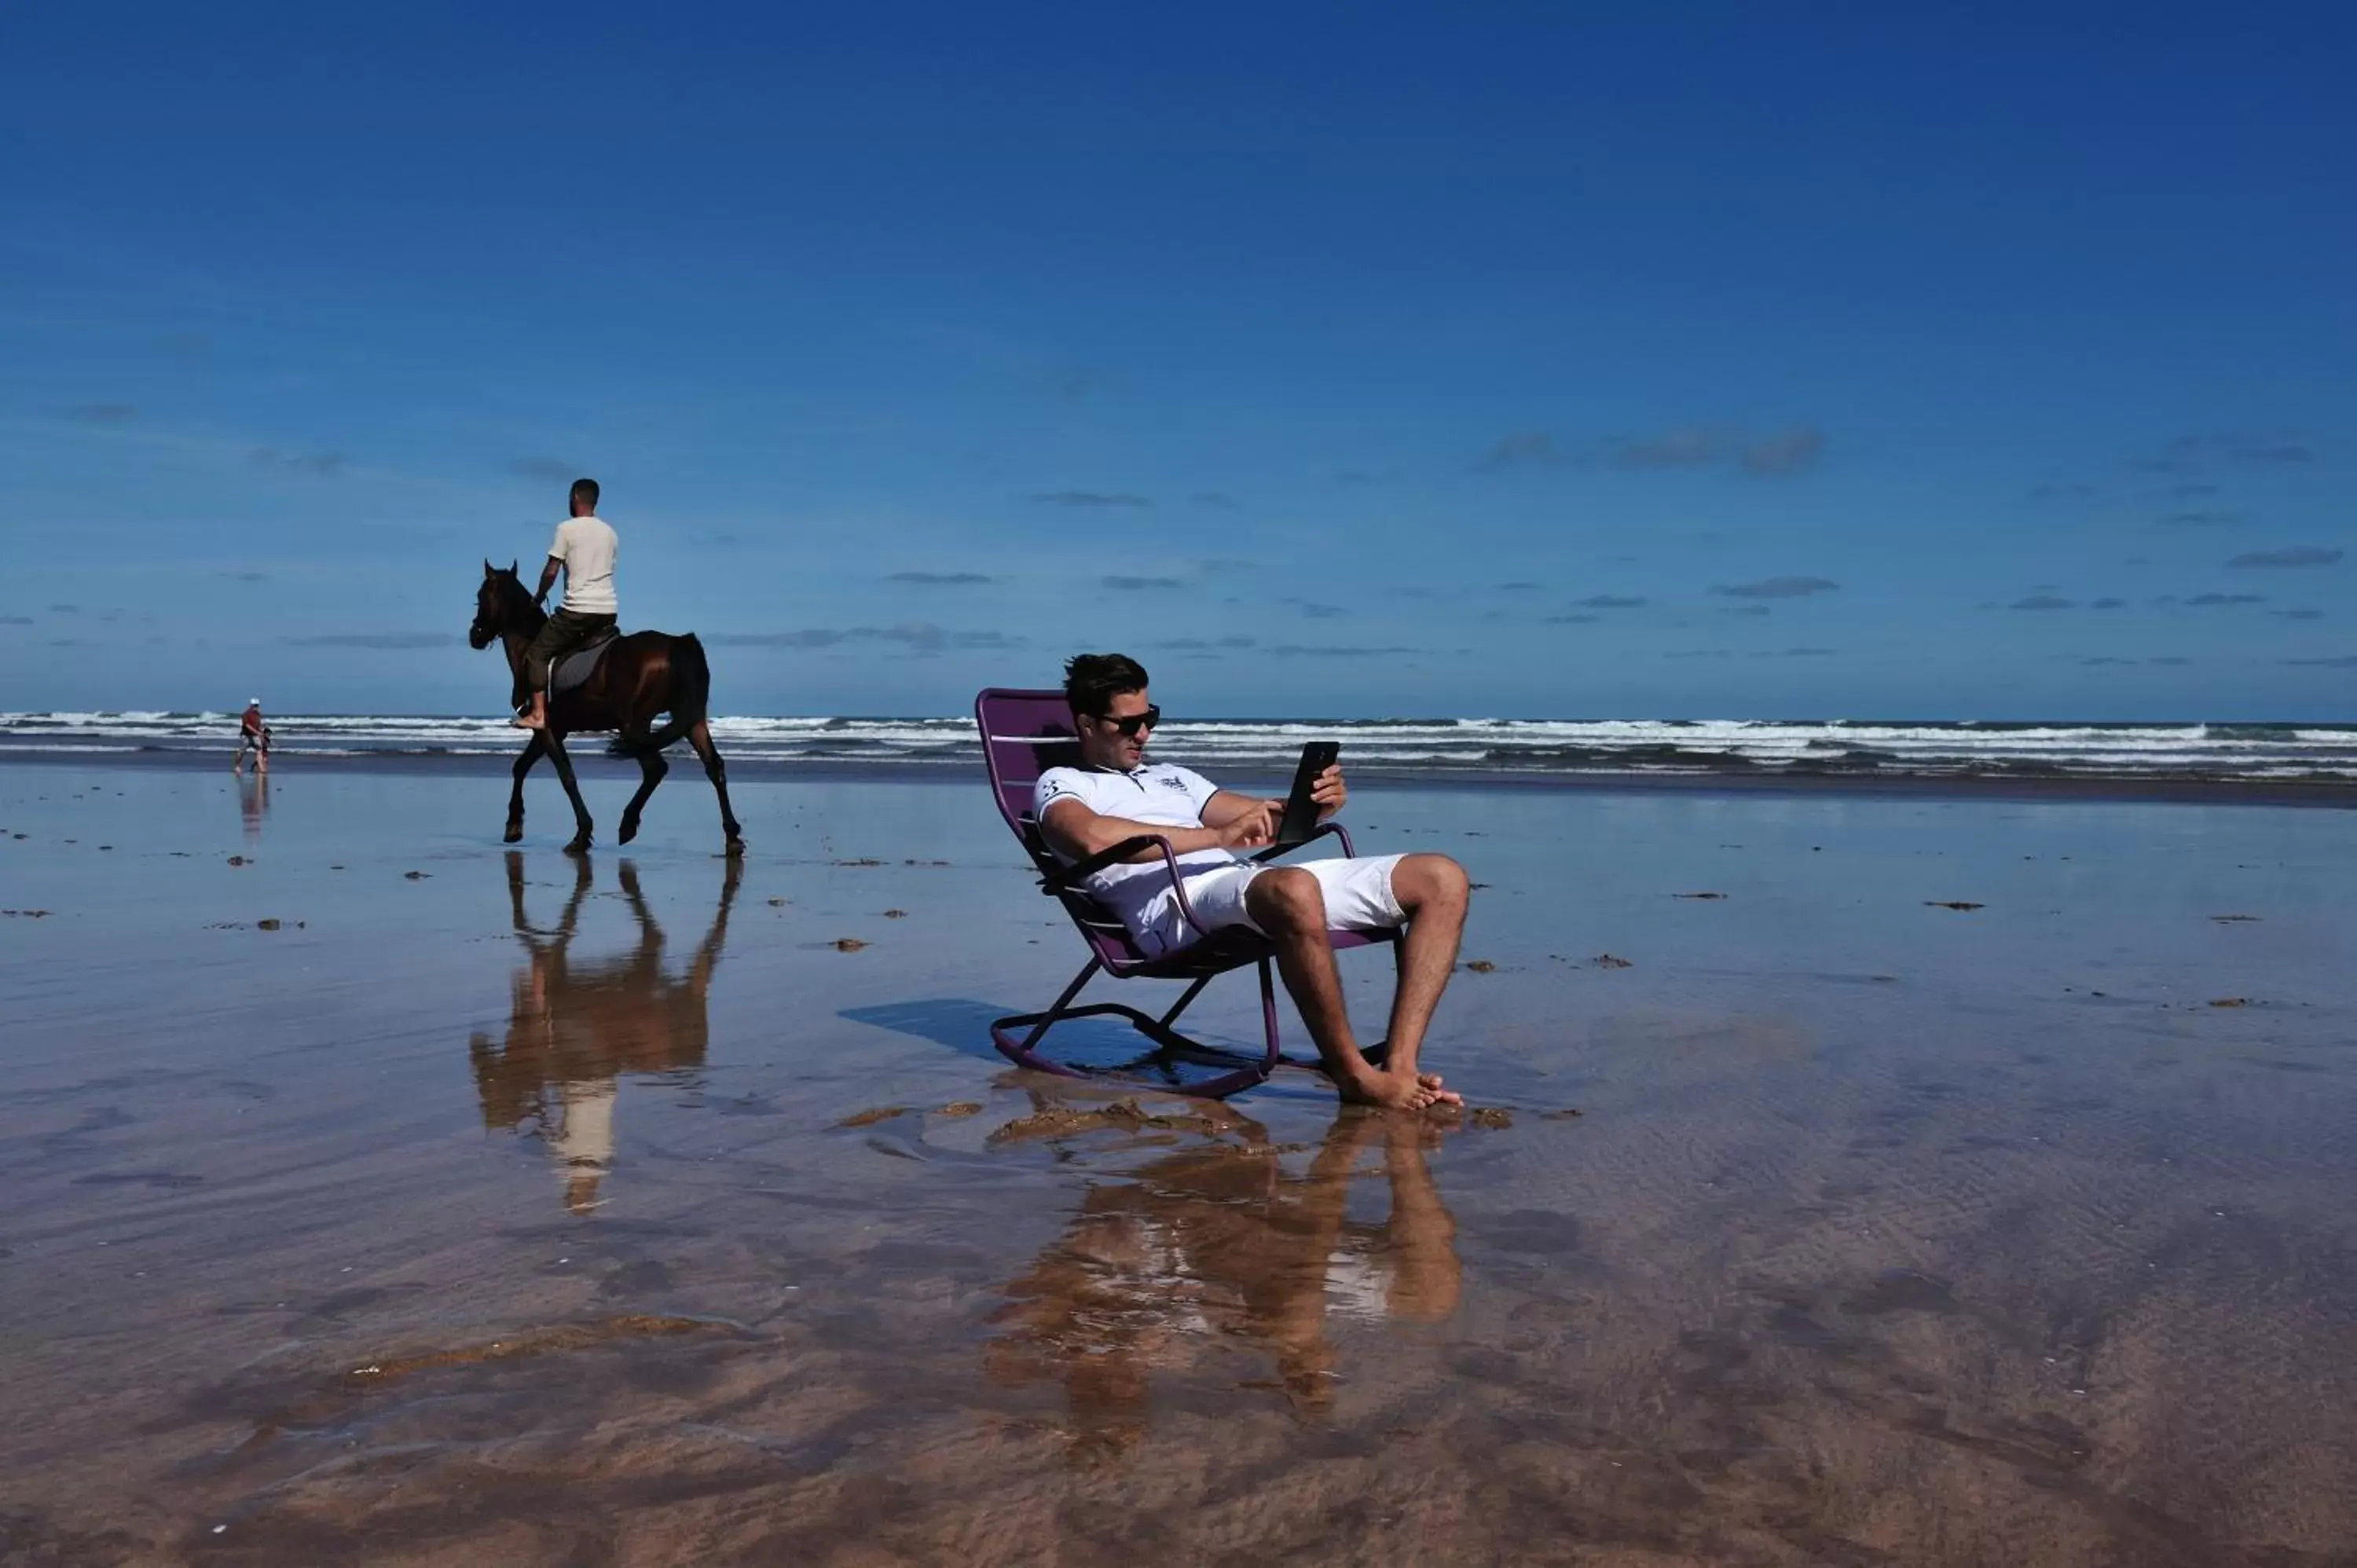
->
[[486, 576, 548, 711]]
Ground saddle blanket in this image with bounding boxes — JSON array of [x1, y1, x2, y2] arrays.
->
[[552, 627, 621, 697]]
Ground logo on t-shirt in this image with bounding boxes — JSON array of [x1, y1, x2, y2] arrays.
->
[[1156, 775, 1189, 792]]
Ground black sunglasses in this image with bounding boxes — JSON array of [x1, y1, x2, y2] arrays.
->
[[1098, 705, 1161, 738]]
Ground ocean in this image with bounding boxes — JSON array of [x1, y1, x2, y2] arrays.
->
[[4, 710, 2354, 784]]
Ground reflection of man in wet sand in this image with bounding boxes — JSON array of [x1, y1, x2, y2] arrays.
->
[[986, 1108, 1461, 1455], [236, 771, 268, 844], [470, 850, 739, 1213]]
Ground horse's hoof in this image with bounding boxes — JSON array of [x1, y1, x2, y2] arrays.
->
[[502, 823, 523, 844], [618, 819, 640, 845], [564, 837, 592, 856], [724, 837, 746, 858]]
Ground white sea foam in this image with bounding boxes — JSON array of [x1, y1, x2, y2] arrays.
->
[[1, 712, 2350, 781]]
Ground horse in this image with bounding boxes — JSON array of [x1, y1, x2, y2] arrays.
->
[[468, 560, 745, 855]]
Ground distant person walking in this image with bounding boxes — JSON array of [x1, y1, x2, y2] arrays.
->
[[233, 698, 271, 775], [512, 478, 619, 731]]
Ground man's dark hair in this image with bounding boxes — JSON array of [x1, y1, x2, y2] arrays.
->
[[570, 478, 600, 511], [1063, 652, 1149, 716]]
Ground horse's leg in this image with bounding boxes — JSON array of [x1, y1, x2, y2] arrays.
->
[[687, 720, 744, 854], [617, 745, 667, 846], [505, 733, 545, 843], [544, 731, 594, 854]]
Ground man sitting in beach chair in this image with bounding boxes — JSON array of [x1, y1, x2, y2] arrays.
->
[[1034, 654, 1471, 1110]]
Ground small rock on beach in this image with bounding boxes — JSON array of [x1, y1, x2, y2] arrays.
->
[[837, 1106, 908, 1128]]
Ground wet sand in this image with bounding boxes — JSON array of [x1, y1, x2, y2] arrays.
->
[[2, 764, 2353, 1565]]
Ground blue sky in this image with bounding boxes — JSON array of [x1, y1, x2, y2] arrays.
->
[[3, 3, 2351, 718]]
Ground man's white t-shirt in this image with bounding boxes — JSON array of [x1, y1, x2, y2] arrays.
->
[[548, 515, 619, 615], [1033, 762, 1233, 930]]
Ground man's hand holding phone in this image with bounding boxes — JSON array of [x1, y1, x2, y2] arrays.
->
[[1311, 763, 1347, 819]]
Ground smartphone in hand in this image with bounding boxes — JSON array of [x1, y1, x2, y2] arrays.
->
[[1274, 741, 1341, 847]]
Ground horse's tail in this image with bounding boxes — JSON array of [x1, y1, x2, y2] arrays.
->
[[609, 633, 711, 757]]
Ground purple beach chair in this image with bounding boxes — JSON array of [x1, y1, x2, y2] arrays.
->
[[976, 688, 1402, 1098]]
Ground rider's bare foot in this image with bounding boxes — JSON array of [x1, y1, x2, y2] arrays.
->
[[509, 714, 544, 731]]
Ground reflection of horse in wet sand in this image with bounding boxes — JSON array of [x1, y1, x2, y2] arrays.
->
[[469, 850, 740, 1212], [986, 1107, 1461, 1457]]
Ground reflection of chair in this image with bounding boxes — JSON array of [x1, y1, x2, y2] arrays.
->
[[985, 1105, 1461, 1452], [975, 688, 1400, 1097]]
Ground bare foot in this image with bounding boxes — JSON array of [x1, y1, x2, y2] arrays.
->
[[1411, 1070, 1463, 1107], [1336, 1065, 1463, 1110], [509, 714, 545, 731]]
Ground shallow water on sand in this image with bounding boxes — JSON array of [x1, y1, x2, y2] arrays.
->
[[2, 764, 2354, 1565]]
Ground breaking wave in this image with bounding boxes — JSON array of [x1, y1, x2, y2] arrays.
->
[[2, 712, 2352, 782]]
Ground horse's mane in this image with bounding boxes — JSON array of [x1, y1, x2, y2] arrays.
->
[[491, 566, 546, 632]]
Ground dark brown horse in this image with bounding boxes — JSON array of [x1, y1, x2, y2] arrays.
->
[[469, 561, 744, 855]]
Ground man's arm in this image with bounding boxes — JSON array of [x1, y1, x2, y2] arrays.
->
[[1200, 764, 1349, 828], [1199, 789, 1274, 830], [1039, 797, 1275, 865], [534, 555, 562, 606]]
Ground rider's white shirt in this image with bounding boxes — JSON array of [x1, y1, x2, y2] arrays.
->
[[548, 515, 619, 614]]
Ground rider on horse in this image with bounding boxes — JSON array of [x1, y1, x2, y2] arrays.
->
[[513, 478, 618, 731]]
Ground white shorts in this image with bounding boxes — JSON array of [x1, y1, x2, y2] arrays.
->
[[1131, 853, 1408, 959]]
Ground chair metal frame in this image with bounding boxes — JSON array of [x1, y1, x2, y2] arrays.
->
[[976, 688, 1400, 1098]]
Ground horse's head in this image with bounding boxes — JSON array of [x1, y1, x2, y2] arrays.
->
[[471, 559, 523, 649]]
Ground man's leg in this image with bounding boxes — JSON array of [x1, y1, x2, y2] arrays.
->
[[515, 615, 576, 729], [1244, 867, 1452, 1110], [1377, 852, 1471, 1090]]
